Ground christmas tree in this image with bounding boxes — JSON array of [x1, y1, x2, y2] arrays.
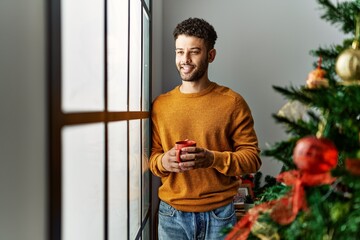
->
[[226, 0, 360, 239]]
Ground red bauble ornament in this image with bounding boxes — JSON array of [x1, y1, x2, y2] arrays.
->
[[293, 136, 338, 174]]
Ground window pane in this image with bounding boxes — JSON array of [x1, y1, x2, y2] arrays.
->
[[144, 0, 150, 10], [61, 0, 104, 112], [108, 121, 128, 240], [142, 220, 150, 240], [142, 10, 150, 112], [107, 0, 128, 111], [129, 0, 142, 111], [142, 119, 150, 219], [62, 123, 105, 240], [129, 120, 141, 239]]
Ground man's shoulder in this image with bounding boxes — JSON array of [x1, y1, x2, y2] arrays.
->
[[212, 83, 245, 102]]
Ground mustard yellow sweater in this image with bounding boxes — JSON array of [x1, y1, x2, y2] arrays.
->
[[149, 82, 261, 212]]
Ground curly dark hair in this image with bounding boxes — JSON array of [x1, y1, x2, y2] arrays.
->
[[173, 17, 218, 50]]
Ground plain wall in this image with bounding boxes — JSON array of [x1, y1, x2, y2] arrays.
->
[[155, 0, 346, 179], [0, 0, 47, 239]]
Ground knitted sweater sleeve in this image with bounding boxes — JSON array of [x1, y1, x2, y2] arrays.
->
[[210, 97, 261, 175], [149, 99, 170, 177]]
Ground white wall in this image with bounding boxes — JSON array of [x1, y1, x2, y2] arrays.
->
[[155, 0, 346, 179], [0, 0, 47, 239]]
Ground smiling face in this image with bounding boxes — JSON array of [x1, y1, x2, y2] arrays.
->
[[175, 35, 215, 82]]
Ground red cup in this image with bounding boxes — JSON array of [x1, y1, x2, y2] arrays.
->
[[175, 140, 196, 162]]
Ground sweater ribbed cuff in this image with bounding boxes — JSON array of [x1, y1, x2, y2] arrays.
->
[[211, 151, 230, 169], [157, 153, 168, 174]]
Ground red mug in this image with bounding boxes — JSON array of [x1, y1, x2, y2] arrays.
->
[[175, 140, 196, 162]]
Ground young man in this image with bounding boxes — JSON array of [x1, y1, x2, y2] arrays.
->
[[149, 17, 261, 239]]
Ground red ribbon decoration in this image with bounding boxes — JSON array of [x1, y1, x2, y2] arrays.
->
[[226, 170, 336, 240], [225, 201, 277, 240], [270, 170, 335, 225], [345, 158, 360, 175]]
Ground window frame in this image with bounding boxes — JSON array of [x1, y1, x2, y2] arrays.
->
[[47, 0, 152, 239]]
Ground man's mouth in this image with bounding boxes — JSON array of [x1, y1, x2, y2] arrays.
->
[[181, 64, 194, 74]]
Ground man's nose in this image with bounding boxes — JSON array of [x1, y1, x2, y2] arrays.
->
[[181, 52, 191, 64]]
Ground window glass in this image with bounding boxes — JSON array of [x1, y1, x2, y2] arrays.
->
[[144, 0, 150, 10], [108, 121, 128, 239], [142, 220, 150, 240], [129, 120, 141, 238], [61, 0, 104, 112], [142, 119, 150, 219], [129, 0, 142, 111], [62, 123, 105, 240], [107, 0, 128, 111], [142, 10, 150, 111]]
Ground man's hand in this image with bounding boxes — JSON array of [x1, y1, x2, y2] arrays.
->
[[161, 147, 184, 172], [178, 147, 214, 171], [161, 147, 214, 172]]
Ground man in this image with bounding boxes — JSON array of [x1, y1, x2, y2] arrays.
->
[[149, 17, 261, 239]]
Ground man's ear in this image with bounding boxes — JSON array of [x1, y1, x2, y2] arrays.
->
[[208, 49, 216, 63]]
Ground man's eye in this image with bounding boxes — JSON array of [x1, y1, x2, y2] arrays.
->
[[191, 51, 199, 54], [176, 51, 184, 55]]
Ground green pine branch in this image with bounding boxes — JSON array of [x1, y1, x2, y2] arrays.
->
[[317, 0, 360, 34], [272, 114, 319, 136]]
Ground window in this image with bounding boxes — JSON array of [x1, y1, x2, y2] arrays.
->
[[48, 0, 152, 239]]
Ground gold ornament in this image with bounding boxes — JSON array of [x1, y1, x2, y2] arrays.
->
[[251, 221, 280, 240], [335, 41, 360, 83]]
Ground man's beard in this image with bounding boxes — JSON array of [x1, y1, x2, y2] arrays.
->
[[177, 60, 209, 82]]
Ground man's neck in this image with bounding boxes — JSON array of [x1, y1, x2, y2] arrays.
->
[[180, 79, 212, 94]]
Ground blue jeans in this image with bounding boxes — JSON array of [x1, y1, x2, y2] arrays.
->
[[158, 201, 237, 240]]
